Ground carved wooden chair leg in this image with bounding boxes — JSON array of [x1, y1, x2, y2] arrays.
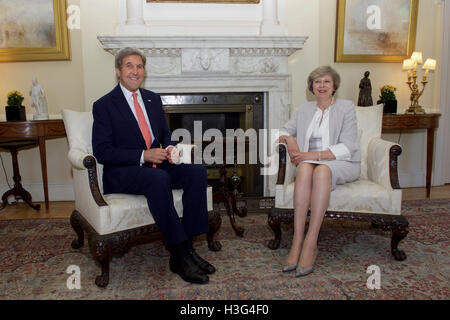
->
[[391, 215, 409, 261], [95, 257, 111, 288], [88, 235, 112, 288], [267, 210, 282, 250], [207, 210, 222, 252], [70, 211, 85, 249]]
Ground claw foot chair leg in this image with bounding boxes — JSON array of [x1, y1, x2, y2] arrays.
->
[[88, 234, 113, 288], [95, 258, 111, 288], [267, 210, 281, 250], [391, 215, 409, 261]]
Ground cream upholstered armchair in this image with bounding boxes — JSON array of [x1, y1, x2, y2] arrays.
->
[[268, 104, 409, 261], [61, 109, 222, 288]]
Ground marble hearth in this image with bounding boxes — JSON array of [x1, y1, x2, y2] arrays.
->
[[98, 35, 307, 196]]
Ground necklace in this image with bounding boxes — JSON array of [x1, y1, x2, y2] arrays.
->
[[317, 97, 335, 111]]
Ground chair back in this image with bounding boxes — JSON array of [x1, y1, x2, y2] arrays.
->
[[61, 109, 93, 154], [61, 109, 104, 193], [355, 104, 383, 179]]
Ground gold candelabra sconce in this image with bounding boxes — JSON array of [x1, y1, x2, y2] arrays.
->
[[402, 52, 437, 114]]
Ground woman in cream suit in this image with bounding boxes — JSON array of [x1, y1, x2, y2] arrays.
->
[[278, 66, 360, 277]]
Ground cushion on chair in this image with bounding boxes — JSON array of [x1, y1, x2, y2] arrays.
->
[[98, 187, 213, 235], [355, 104, 383, 180], [275, 180, 401, 215]]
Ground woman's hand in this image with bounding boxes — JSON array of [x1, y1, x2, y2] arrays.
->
[[291, 152, 318, 165], [278, 136, 302, 162], [290, 149, 336, 164]]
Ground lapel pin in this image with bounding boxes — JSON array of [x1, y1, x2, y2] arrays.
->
[[148, 99, 151, 102]]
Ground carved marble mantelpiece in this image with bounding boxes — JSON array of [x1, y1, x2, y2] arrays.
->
[[99, 35, 307, 195]]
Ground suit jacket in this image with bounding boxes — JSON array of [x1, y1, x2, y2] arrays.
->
[[280, 99, 360, 162], [92, 84, 176, 194]]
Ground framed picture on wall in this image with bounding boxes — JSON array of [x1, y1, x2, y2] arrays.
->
[[147, 1, 260, 3], [335, 0, 418, 62], [0, 0, 71, 62]]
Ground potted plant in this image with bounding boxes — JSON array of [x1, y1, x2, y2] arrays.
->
[[377, 85, 397, 114], [5, 90, 26, 121]]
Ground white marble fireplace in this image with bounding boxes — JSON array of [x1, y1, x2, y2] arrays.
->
[[98, 0, 307, 196]]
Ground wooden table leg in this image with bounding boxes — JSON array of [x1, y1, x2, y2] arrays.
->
[[0, 145, 40, 211], [426, 128, 435, 198], [38, 137, 50, 209]]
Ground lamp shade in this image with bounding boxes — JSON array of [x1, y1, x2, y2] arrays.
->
[[402, 59, 415, 70], [422, 58, 437, 71], [411, 51, 423, 65]]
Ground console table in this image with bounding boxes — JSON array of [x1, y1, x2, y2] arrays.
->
[[0, 119, 66, 209], [382, 113, 441, 198]]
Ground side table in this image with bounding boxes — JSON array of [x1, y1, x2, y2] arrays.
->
[[382, 113, 441, 198], [0, 119, 67, 209]]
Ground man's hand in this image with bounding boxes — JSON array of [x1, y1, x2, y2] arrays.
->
[[143, 148, 168, 164], [166, 146, 181, 164]]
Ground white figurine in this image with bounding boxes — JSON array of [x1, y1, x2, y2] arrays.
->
[[29, 77, 49, 120]]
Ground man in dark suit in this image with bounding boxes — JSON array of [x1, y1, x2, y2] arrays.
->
[[92, 47, 215, 284]]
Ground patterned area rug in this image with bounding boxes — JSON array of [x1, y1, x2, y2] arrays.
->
[[0, 199, 448, 300]]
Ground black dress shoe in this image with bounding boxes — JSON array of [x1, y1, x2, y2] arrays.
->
[[190, 250, 216, 274], [169, 255, 209, 284]]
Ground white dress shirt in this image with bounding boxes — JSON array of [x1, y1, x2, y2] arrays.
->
[[119, 83, 155, 164]]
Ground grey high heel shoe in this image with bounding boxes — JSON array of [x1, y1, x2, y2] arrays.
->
[[282, 262, 298, 273], [295, 248, 318, 277]]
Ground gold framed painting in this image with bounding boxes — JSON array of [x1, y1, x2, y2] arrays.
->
[[335, 0, 418, 63], [0, 0, 71, 62], [147, 1, 260, 3]]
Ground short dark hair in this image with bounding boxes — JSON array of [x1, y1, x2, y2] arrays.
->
[[115, 47, 146, 69], [307, 66, 341, 95]]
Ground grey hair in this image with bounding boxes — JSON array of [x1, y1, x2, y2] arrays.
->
[[307, 66, 341, 95], [115, 47, 146, 69]]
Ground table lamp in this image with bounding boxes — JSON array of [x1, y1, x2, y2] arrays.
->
[[403, 51, 437, 114]]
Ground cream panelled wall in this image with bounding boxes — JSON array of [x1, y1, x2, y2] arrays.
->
[[0, 0, 445, 202]]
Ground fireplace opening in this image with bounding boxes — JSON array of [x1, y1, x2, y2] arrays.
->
[[161, 92, 264, 197]]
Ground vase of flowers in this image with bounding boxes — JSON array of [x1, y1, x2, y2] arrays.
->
[[5, 90, 26, 121], [377, 85, 397, 114]]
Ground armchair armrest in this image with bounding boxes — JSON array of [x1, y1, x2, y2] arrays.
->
[[366, 137, 402, 190], [275, 144, 297, 186], [82, 155, 108, 207], [68, 148, 107, 207], [68, 148, 91, 170]]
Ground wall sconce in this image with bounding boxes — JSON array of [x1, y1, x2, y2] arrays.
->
[[402, 51, 437, 114]]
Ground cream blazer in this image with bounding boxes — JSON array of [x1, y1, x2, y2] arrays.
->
[[280, 99, 361, 163]]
